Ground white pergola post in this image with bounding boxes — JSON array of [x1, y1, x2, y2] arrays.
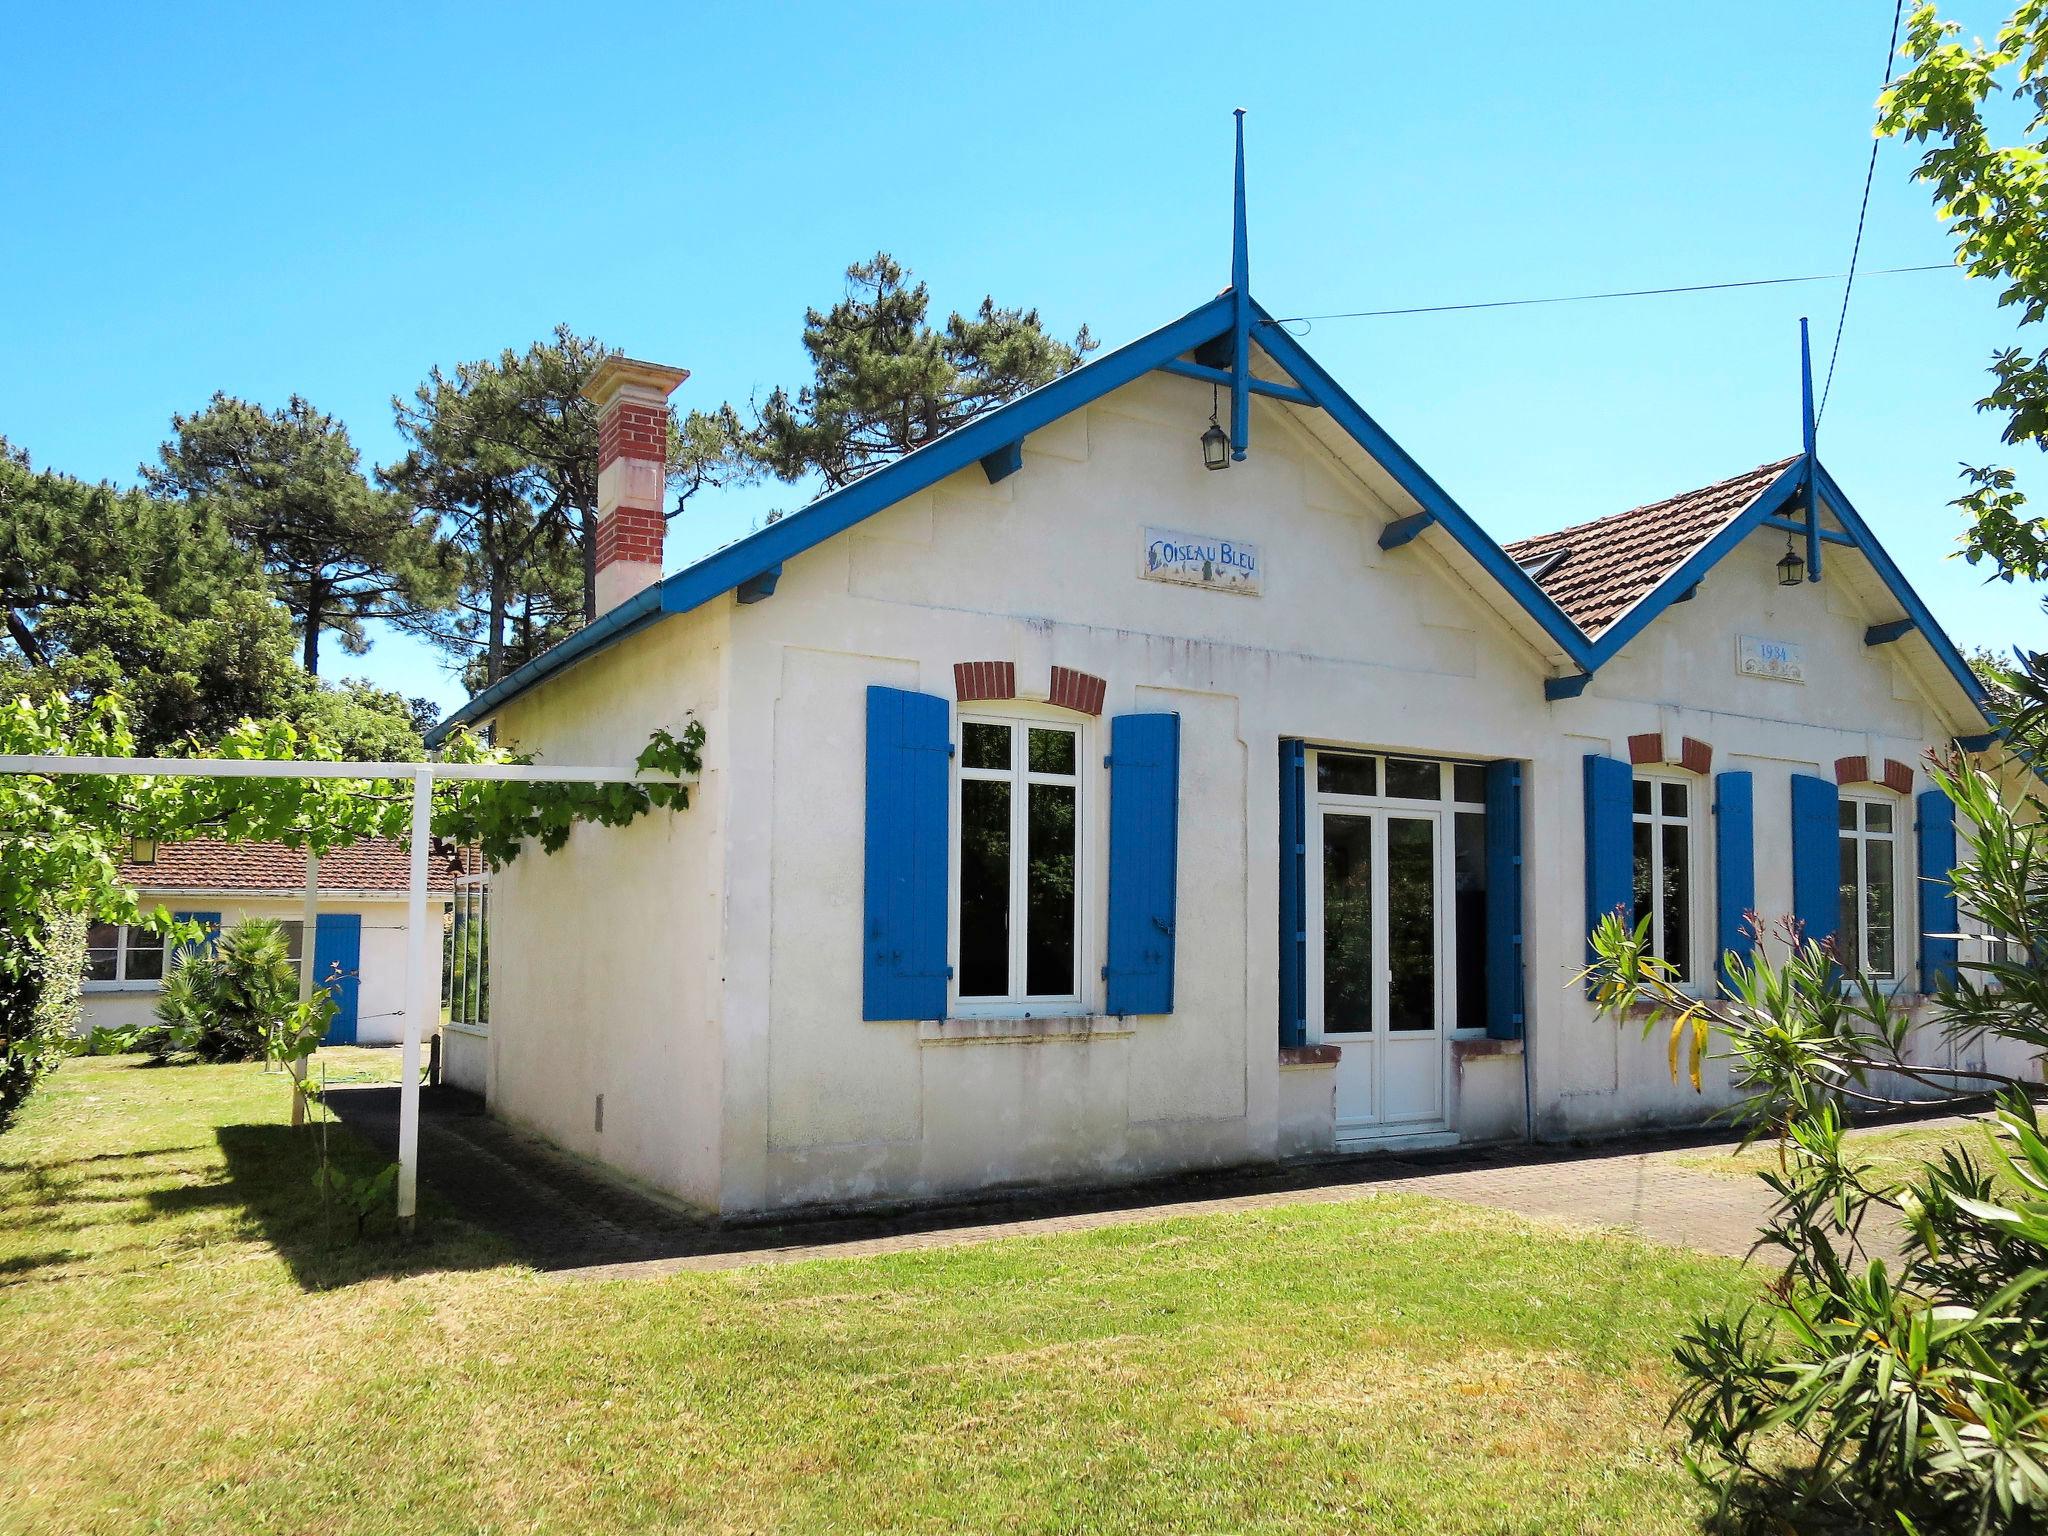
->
[[396, 766, 432, 1232], [292, 847, 318, 1126], [0, 752, 689, 1238]]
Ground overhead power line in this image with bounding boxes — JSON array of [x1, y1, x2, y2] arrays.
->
[[1264, 261, 1951, 330], [1816, 0, 1910, 427]]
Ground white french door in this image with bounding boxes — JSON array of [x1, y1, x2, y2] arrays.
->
[[1306, 801, 1449, 1140]]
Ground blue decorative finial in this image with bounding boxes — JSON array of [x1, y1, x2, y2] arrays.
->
[[1799, 317, 1821, 581], [1230, 109, 1250, 461]]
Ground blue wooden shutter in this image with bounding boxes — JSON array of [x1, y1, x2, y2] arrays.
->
[[1582, 754, 1634, 964], [1483, 759, 1525, 1040], [1916, 788, 1961, 993], [1105, 712, 1180, 1017], [862, 686, 951, 1021], [1713, 771, 1756, 992], [170, 910, 220, 958], [1790, 773, 1841, 950], [1277, 739, 1308, 1047], [314, 913, 362, 1045]]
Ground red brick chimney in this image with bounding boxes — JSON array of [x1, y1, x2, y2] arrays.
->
[[582, 356, 690, 614]]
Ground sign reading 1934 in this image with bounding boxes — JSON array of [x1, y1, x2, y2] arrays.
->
[[1141, 525, 1262, 596]]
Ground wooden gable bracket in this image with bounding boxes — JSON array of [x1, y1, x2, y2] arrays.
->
[[736, 563, 782, 604], [1545, 672, 1592, 702], [979, 441, 1024, 485], [1378, 511, 1435, 552], [1865, 618, 1915, 647]]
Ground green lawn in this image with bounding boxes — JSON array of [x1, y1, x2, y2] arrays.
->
[[1677, 1118, 2011, 1195], [1, 1056, 1751, 1535]]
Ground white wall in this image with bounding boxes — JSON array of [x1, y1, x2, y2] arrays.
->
[[485, 363, 1989, 1214], [487, 605, 731, 1210], [80, 894, 438, 1048]]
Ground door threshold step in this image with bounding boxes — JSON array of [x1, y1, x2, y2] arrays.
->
[[1334, 1129, 1460, 1153]]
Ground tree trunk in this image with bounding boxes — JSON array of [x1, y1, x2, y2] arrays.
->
[[5, 608, 46, 666], [487, 570, 508, 685], [302, 583, 324, 676], [580, 503, 597, 624]]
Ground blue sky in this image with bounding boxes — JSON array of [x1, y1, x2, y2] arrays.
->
[[3, 1, 2040, 713]]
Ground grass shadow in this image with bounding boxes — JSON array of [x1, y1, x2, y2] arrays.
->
[[156, 1121, 518, 1292]]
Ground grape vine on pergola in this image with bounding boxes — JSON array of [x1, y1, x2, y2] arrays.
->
[[0, 751, 692, 1230]]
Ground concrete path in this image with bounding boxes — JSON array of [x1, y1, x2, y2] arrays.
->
[[329, 1085, 1962, 1278]]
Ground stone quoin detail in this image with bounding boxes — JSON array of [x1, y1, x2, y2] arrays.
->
[[1835, 755, 1915, 793], [1047, 666, 1108, 716], [953, 661, 1016, 703], [1627, 733, 1713, 775], [583, 356, 689, 615]]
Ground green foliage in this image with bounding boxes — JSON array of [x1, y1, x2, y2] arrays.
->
[[286, 678, 425, 762], [74, 1023, 149, 1057], [145, 394, 447, 674], [145, 918, 309, 1065], [0, 906, 86, 1132], [0, 436, 260, 668], [1584, 749, 2048, 1530], [1881, 4, 2048, 616], [745, 252, 1096, 491]]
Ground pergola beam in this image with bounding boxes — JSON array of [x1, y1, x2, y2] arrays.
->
[[0, 751, 688, 1233]]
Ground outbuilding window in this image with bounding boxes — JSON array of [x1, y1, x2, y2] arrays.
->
[[1632, 774, 1699, 984], [84, 923, 166, 987], [957, 715, 1080, 1004], [1838, 796, 1900, 979]]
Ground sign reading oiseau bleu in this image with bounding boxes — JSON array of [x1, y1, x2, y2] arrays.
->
[[1141, 526, 1262, 596]]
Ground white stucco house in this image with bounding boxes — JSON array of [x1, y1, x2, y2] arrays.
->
[[424, 128, 2006, 1218], [82, 838, 458, 1049]]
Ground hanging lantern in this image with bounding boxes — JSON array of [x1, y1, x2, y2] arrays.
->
[[1201, 384, 1230, 471], [1777, 539, 1805, 587]]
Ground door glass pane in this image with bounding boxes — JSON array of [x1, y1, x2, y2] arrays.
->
[[1321, 815, 1373, 1033], [1660, 781, 1688, 818], [1633, 779, 1651, 815], [1839, 800, 1859, 831], [958, 779, 1010, 997], [1454, 812, 1487, 1032], [1385, 758, 1441, 800], [1027, 728, 1075, 776], [279, 920, 305, 965], [85, 923, 119, 982], [1660, 823, 1692, 979], [962, 722, 1011, 771], [1839, 835, 1860, 966], [1025, 783, 1076, 995], [1632, 821, 1654, 928], [1387, 818, 1437, 1030], [1452, 764, 1486, 804], [1317, 753, 1377, 797], [124, 932, 164, 982], [1867, 840, 1895, 976], [1866, 801, 1892, 835]]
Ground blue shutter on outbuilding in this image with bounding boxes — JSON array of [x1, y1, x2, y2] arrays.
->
[[1790, 773, 1841, 951], [170, 910, 221, 958], [862, 686, 951, 1021], [1277, 739, 1308, 1048], [1105, 712, 1180, 1017], [1483, 759, 1525, 1040], [314, 912, 362, 1046], [1582, 754, 1634, 964], [1916, 788, 1961, 994], [1713, 771, 1756, 992]]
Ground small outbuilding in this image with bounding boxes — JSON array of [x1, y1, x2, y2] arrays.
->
[[82, 837, 458, 1048], [426, 128, 2007, 1217]]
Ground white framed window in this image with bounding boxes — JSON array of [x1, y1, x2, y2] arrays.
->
[[1632, 773, 1704, 986], [84, 923, 167, 988], [955, 712, 1083, 1010], [1838, 795, 1901, 979]]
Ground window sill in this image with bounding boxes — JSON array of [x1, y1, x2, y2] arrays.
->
[[1451, 1036, 1524, 1062], [1279, 1044, 1341, 1069], [919, 1014, 1133, 1046], [83, 982, 161, 994], [442, 1021, 490, 1039]]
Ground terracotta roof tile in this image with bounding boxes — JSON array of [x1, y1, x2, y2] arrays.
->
[[1504, 456, 1799, 637], [118, 837, 467, 895]]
